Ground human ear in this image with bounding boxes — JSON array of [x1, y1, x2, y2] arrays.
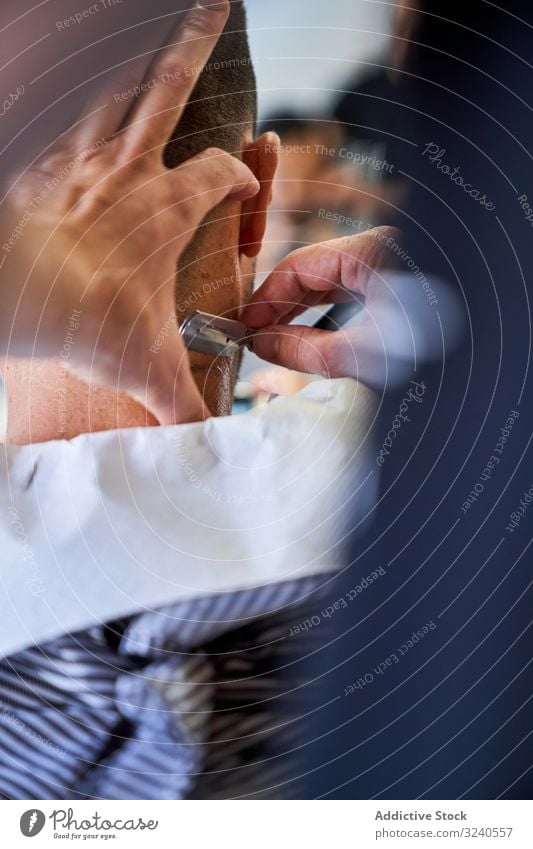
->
[[239, 132, 279, 258]]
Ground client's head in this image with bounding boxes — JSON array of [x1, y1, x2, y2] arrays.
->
[[165, 1, 277, 415], [2, 1, 278, 443]]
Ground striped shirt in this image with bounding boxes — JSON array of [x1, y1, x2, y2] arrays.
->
[[0, 576, 330, 799]]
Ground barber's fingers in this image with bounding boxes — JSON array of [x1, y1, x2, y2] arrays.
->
[[242, 243, 338, 328], [164, 147, 259, 242], [251, 324, 361, 378], [242, 227, 399, 329], [266, 287, 357, 327], [120, 1, 230, 159]]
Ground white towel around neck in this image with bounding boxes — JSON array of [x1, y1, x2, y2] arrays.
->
[[0, 378, 378, 656]]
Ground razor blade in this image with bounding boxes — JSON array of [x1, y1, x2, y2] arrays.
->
[[179, 310, 250, 357]]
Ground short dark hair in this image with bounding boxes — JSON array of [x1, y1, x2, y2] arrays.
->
[[164, 1, 257, 167]]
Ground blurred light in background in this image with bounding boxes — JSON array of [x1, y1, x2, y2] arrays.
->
[[238, 0, 397, 390], [246, 0, 393, 118]]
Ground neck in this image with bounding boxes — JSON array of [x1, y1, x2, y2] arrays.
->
[[2, 358, 158, 445]]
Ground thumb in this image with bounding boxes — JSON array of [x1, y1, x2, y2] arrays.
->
[[251, 324, 359, 378], [137, 337, 210, 425]]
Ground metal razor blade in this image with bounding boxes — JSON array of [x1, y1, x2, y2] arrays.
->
[[179, 310, 250, 357]]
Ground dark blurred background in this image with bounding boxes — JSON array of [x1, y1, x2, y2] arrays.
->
[[245, 0, 533, 799]]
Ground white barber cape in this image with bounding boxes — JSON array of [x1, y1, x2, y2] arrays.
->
[[0, 378, 377, 657]]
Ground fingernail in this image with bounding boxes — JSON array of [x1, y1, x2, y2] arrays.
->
[[266, 131, 281, 148], [243, 329, 256, 351], [195, 1, 228, 12], [252, 329, 279, 360], [232, 178, 260, 200]]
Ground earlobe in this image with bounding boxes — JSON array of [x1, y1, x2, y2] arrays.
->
[[239, 132, 279, 258]]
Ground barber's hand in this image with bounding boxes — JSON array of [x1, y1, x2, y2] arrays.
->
[[0, 0, 258, 424], [242, 228, 401, 384]]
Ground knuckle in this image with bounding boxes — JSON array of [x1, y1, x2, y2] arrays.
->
[[327, 331, 355, 377], [174, 172, 195, 200], [291, 332, 308, 371], [182, 148, 230, 186], [4, 170, 35, 209], [201, 148, 236, 180], [32, 150, 69, 177], [117, 287, 149, 329], [183, 13, 214, 37], [108, 70, 144, 97], [172, 171, 203, 206], [73, 184, 110, 217], [337, 235, 354, 257], [151, 57, 188, 90]]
